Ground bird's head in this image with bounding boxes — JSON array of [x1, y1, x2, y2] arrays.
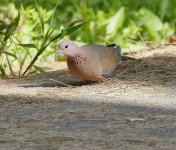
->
[[55, 40, 79, 58]]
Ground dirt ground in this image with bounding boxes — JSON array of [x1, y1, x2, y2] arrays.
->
[[0, 45, 176, 150]]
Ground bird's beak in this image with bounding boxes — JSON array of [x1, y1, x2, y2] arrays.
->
[[55, 50, 67, 61], [55, 50, 63, 58]]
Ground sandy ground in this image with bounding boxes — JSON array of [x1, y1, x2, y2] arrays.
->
[[0, 45, 176, 150]]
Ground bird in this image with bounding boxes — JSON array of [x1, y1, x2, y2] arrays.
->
[[55, 40, 135, 82]]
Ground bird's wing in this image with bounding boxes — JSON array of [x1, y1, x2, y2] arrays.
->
[[81, 44, 120, 77]]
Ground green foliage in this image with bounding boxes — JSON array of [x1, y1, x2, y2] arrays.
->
[[106, 7, 125, 38], [0, 0, 85, 77], [63, 0, 175, 48], [0, 8, 20, 77], [0, 0, 176, 77]]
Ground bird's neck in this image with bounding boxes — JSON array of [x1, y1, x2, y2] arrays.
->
[[68, 53, 86, 65]]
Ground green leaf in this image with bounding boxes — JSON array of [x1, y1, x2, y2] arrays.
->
[[15, 10, 20, 26], [50, 21, 87, 44], [0, 50, 18, 59], [160, 0, 169, 19], [106, 7, 125, 37], [65, 21, 88, 36], [40, 28, 55, 50], [138, 7, 163, 31], [4, 23, 16, 41], [0, 32, 5, 35], [0, 65, 6, 77], [0, 24, 8, 30], [18, 43, 37, 49], [14, 36, 33, 60], [34, 0, 44, 35], [3, 11, 20, 41], [33, 65, 46, 73]]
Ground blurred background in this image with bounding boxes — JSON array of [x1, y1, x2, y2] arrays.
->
[[0, 0, 176, 77]]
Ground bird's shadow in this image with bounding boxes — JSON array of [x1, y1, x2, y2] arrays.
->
[[20, 81, 96, 88], [18, 70, 97, 88]]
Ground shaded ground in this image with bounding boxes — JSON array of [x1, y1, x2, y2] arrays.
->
[[0, 45, 176, 149]]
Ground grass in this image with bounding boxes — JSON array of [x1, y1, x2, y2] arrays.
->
[[0, 0, 86, 77], [0, 0, 176, 77]]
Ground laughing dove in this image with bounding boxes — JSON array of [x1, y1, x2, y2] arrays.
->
[[55, 40, 135, 81]]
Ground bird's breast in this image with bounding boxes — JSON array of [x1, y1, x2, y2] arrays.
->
[[67, 56, 88, 78], [67, 56, 103, 81]]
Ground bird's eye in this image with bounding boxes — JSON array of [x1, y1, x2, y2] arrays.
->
[[65, 45, 68, 48]]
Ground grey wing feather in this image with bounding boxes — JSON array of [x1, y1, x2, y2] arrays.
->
[[106, 44, 117, 47], [115, 45, 121, 63]]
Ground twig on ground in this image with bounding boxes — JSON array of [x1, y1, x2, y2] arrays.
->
[[49, 78, 72, 87], [116, 67, 130, 78]]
